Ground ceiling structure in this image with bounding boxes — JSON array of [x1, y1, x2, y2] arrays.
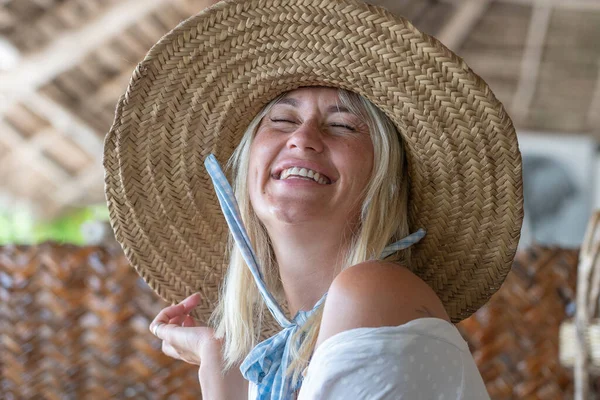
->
[[1, 0, 599, 219]]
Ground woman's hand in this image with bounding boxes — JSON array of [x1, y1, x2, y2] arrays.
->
[[149, 293, 248, 399], [149, 293, 217, 365]]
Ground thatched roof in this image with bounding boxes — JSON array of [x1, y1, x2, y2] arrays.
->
[[1, 0, 599, 219]]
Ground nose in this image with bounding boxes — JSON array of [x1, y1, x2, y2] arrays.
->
[[286, 121, 324, 153]]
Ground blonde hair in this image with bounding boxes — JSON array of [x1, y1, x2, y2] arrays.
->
[[209, 89, 410, 383]]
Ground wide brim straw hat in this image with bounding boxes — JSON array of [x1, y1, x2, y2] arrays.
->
[[104, 0, 523, 331]]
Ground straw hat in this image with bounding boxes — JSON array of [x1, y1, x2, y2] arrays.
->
[[104, 0, 523, 330]]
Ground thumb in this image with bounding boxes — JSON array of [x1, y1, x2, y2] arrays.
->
[[152, 322, 168, 339], [153, 322, 186, 340]]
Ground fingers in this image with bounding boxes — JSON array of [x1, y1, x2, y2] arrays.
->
[[168, 314, 198, 327], [179, 292, 202, 310], [153, 323, 214, 365], [168, 315, 187, 326], [150, 293, 201, 334], [149, 293, 204, 365], [153, 322, 189, 341]]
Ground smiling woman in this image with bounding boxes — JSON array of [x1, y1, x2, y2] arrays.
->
[[213, 87, 419, 394], [104, 0, 523, 399]]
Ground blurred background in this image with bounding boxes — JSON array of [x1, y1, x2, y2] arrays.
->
[[1, 0, 599, 399]]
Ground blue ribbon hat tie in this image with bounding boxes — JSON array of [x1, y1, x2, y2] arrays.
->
[[204, 154, 426, 399]]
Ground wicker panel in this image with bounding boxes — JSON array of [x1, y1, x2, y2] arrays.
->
[[0, 244, 201, 400], [1, 243, 594, 399], [457, 246, 594, 400]]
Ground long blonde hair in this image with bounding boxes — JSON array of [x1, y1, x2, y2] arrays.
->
[[209, 88, 410, 382]]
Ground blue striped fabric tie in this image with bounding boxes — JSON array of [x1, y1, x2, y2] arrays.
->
[[204, 154, 426, 400]]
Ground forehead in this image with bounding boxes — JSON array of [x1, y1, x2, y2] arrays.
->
[[272, 87, 358, 115], [277, 87, 341, 106]]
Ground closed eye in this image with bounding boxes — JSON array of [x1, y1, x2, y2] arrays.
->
[[330, 123, 356, 131], [270, 118, 296, 124], [269, 118, 356, 132]]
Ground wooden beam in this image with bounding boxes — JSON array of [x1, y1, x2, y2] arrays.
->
[[0, 36, 20, 70], [439, 0, 600, 11], [587, 61, 600, 137], [23, 93, 104, 161], [55, 164, 104, 205], [496, 0, 600, 11], [0, 122, 72, 186], [0, 120, 105, 216], [510, 2, 552, 124], [436, 0, 493, 51], [0, 121, 100, 216], [0, 0, 169, 114]]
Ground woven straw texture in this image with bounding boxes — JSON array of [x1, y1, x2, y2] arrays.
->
[[1, 243, 593, 399], [0, 244, 598, 400], [0, 244, 201, 400], [104, 0, 523, 333], [458, 246, 600, 399]]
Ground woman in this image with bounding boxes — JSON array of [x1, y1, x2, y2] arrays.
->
[[104, 0, 523, 398]]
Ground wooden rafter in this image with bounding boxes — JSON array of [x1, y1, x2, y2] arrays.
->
[[440, 0, 600, 11], [495, 0, 600, 11], [23, 93, 104, 160], [588, 61, 600, 136], [510, 2, 552, 124], [55, 163, 105, 206], [0, 0, 169, 114], [0, 120, 103, 216], [436, 0, 493, 51], [0, 122, 71, 189]]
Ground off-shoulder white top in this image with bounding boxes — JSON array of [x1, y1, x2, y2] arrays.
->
[[249, 318, 489, 399]]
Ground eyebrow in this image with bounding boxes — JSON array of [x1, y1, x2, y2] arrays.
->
[[276, 97, 352, 114]]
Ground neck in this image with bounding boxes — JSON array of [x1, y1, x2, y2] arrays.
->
[[265, 220, 354, 317]]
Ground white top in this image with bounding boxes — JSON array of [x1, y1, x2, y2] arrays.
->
[[248, 318, 489, 399]]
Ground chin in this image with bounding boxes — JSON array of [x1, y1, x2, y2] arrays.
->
[[264, 204, 323, 225], [277, 209, 318, 225]]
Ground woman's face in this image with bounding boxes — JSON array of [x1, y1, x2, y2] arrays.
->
[[248, 87, 374, 228]]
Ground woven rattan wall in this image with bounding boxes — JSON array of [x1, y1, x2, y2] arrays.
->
[[0, 244, 201, 399], [457, 246, 589, 400], [0, 243, 590, 399]]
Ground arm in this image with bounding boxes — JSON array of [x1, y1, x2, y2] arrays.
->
[[199, 343, 249, 400]]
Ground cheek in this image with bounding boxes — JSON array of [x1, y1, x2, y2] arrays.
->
[[248, 144, 260, 177], [250, 131, 277, 163], [247, 164, 265, 219], [353, 141, 374, 182], [247, 145, 264, 196], [247, 136, 276, 201]]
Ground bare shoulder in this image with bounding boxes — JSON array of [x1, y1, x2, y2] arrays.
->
[[315, 260, 451, 348]]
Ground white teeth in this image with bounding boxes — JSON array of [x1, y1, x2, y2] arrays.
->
[[279, 167, 328, 184]]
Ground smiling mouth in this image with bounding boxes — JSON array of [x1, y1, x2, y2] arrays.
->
[[275, 167, 332, 185]]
